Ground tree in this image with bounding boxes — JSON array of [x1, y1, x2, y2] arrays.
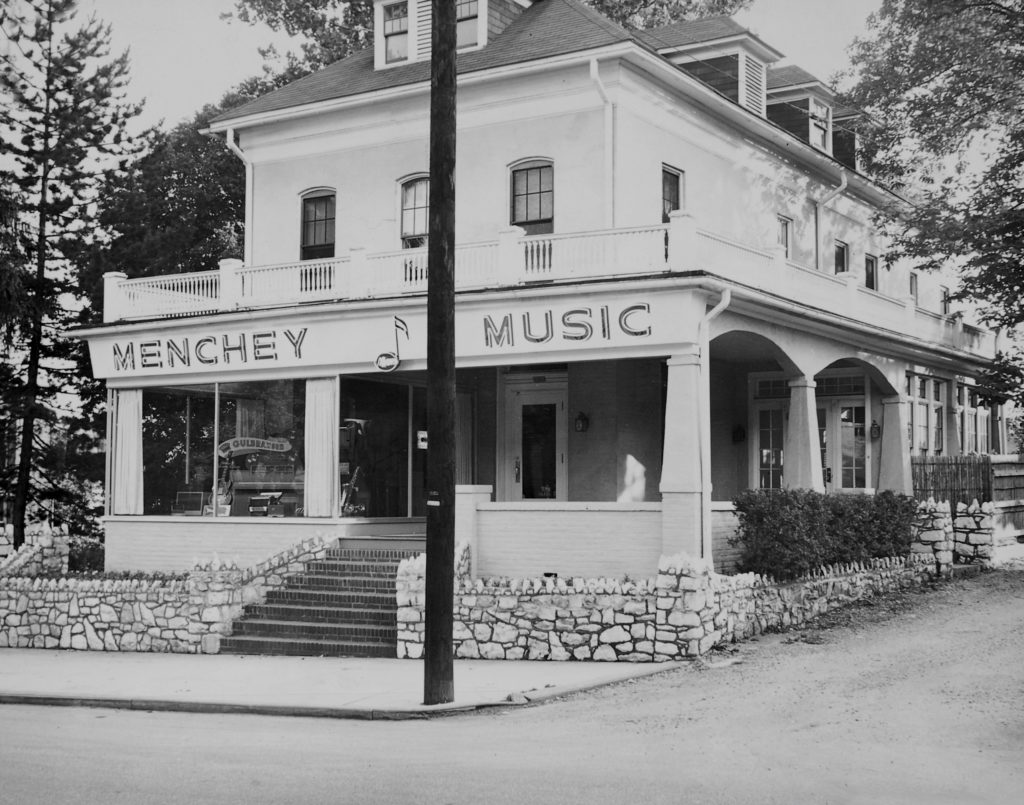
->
[[843, 1, 1024, 399], [228, 0, 752, 74], [0, 0, 141, 547]]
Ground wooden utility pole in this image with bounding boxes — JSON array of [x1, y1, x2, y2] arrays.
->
[[423, 0, 457, 705]]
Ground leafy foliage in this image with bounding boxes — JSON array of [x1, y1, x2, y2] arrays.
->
[[730, 489, 918, 580], [227, 0, 753, 74], [843, 1, 1024, 334], [0, 0, 143, 545]]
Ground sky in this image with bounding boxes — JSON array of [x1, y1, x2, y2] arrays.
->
[[80, 0, 883, 131]]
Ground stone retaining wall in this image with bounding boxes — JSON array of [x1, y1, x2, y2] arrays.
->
[[911, 498, 995, 574], [0, 535, 329, 653], [0, 525, 70, 577], [396, 545, 936, 662]]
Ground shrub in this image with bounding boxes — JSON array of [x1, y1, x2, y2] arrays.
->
[[730, 489, 917, 581], [68, 536, 105, 573]]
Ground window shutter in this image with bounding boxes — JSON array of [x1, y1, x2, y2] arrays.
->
[[742, 55, 766, 117], [416, 0, 432, 60]]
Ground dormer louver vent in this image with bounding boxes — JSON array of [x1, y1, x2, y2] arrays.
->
[[742, 55, 766, 117], [416, 0, 432, 60]]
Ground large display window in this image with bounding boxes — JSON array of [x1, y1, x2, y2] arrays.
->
[[140, 380, 306, 517]]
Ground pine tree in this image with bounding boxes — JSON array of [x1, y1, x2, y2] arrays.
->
[[0, 0, 142, 547]]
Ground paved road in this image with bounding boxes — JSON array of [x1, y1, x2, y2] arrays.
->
[[2, 567, 1022, 804]]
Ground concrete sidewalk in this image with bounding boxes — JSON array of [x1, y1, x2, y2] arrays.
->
[[0, 649, 683, 719]]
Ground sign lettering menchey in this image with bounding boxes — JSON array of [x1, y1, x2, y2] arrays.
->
[[85, 291, 693, 379]]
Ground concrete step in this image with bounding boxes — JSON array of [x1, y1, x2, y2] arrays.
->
[[264, 588, 396, 608], [232, 619, 396, 642], [219, 634, 395, 658], [245, 603, 397, 625]]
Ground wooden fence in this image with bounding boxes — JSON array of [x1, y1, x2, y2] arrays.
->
[[911, 455, 993, 504]]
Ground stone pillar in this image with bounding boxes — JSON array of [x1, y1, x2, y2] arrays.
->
[[660, 347, 703, 558], [784, 377, 825, 492], [878, 395, 913, 494]]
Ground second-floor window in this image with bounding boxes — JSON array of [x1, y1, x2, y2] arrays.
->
[[777, 215, 792, 259], [401, 177, 429, 248], [865, 254, 878, 290], [457, 0, 479, 48], [301, 193, 335, 260], [662, 166, 683, 223], [941, 285, 951, 315], [384, 2, 409, 63], [909, 271, 919, 304], [810, 99, 830, 151], [834, 240, 848, 274], [511, 160, 553, 235]]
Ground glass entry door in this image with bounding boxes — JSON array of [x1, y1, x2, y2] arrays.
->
[[818, 400, 868, 491], [503, 381, 567, 501]]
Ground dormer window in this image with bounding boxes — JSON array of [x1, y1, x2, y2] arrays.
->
[[457, 1, 479, 48], [810, 99, 831, 151], [384, 2, 409, 63]]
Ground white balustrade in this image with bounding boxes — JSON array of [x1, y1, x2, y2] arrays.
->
[[98, 225, 992, 359]]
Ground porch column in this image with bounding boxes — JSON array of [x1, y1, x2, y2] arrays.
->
[[784, 377, 825, 492], [878, 395, 913, 495], [110, 389, 144, 515], [660, 346, 703, 558]]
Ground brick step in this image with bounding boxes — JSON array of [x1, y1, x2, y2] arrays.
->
[[326, 547, 420, 562], [284, 575, 397, 592], [232, 618, 397, 642], [265, 588, 396, 608], [245, 603, 397, 625], [304, 560, 404, 576], [219, 635, 395, 658]]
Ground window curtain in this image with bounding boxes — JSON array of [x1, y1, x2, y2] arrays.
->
[[237, 398, 264, 438], [111, 389, 144, 515], [304, 378, 338, 517]]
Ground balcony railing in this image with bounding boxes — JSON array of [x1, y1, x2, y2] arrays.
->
[[100, 214, 992, 358]]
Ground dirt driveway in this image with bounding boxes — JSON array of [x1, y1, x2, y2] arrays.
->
[[468, 564, 1024, 805]]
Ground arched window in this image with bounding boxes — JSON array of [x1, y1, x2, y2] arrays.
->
[[510, 159, 553, 235], [400, 176, 429, 248], [300, 191, 335, 260]]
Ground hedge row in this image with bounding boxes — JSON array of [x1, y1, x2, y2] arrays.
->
[[729, 489, 918, 581]]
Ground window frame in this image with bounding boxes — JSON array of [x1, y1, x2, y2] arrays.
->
[[864, 254, 878, 290], [777, 215, 792, 259], [662, 165, 684, 224], [833, 239, 848, 274], [399, 175, 430, 249], [940, 285, 951, 315], [383, 1, 410, 64], [909, 271, 919, 304], [300, 190, 336, 261], [456, 0, 480, 49], [509, 158, 554, 236]]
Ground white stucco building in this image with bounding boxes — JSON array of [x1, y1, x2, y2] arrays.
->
[[77, 0, 1001, 575]]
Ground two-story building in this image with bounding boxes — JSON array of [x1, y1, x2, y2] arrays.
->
[[77, 0, 1001, 576]]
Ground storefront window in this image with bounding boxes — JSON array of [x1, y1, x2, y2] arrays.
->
[[339, 378, 410, 517], [218, 380, 306, 517], [140, 380, 305, 517], [141, 384, 215, 515]]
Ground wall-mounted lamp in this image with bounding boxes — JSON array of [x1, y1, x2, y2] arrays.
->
[[574, 412, 590, 433], [870, 420, 881, 440]]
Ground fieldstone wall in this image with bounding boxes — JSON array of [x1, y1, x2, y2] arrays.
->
[[396, 546, 936, 662], [0, 536, 329, 653], [0, 524, 70, 577], [911, 498, 995, 575]]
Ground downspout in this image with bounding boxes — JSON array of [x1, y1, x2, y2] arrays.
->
[[224, 128, 254, 265], [697, 287, 731, 562], [814, 170, 848, 272], [590, 59, 615, 228]]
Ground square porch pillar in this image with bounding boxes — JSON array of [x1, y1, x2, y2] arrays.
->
[[784, 377, 825, 492], [878, 395, 913, 495], [660, 347, 703, 558]]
